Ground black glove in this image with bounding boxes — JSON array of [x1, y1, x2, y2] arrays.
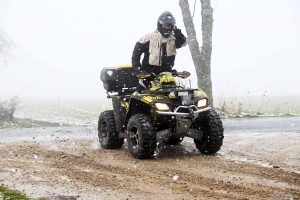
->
[[174, 28, 182, 39], [133, 68, 142, 75], [171, 69, 178, 76]]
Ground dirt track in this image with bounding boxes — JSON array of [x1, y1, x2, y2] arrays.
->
[[0, 125, 299, 200]]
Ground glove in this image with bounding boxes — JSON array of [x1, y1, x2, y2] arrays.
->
[[171, 69, 178, 76], [174, 28, 182, 39], [133, 68, 140, 75]]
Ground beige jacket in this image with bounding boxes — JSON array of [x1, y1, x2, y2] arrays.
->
[[137, 30, 187, 66]]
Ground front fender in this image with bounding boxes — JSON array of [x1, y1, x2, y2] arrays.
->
[[125, 98, 152, 124]]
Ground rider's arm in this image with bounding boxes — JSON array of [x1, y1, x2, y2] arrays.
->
[[131, 41, 149, 72], [174, 31, 187, 49]]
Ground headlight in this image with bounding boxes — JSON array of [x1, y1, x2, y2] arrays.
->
[[155, 103, 169, 111], [197, 99, 207, 108]]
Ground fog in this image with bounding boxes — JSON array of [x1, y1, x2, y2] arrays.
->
[[0, 0, 300, 99]]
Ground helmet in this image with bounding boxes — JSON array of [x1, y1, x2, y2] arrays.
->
[[157, 11, 176, 38]]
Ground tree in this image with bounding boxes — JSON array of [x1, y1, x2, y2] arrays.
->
[[0, 96, 19, 124], [0, 29, 15, 71], [179, 0, 214, 106]]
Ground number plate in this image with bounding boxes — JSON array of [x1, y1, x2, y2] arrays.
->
[[178, 91, 188, 96]]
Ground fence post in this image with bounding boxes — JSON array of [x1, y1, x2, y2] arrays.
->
[[58, 97, 61, 125]]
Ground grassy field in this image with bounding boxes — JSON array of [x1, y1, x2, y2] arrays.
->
[[215, 95, 300, 117], [4, 95, 300, 127], [14, 97, 112, 126]]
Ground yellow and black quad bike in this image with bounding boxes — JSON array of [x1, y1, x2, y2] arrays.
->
[[99, 64, 224, 159]]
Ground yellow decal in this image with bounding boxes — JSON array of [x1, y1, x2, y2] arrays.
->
[[142, 96, 153, 103], [121, 102, 129, 110], [168, 92, 176, 98], [132, 91, 141, 96], [141, 95, 165, 103], [152, 96, 164, 100]]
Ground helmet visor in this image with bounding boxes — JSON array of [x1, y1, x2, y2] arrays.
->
[[161, 24, 172, 30]]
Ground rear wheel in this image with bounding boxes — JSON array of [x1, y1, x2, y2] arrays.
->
[[98, 110, 124, 149], [127, 114, 156, 159], [194, 109, 224, 154]]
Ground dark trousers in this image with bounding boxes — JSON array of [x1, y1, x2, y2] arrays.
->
[[136, 78, 152, 93]]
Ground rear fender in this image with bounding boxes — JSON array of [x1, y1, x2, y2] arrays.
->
[[111, 97, 126, 134]]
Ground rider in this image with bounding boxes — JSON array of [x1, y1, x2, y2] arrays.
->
[[131, 11, 187, 93]]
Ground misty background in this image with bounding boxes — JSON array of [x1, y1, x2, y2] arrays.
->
[[1, 0, 300, 99]]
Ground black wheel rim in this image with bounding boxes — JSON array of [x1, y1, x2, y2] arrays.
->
[[129, 126, 139, 149], [100, 121, 108, 142]]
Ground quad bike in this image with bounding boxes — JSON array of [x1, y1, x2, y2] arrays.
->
[[98, 64, 224, 159]]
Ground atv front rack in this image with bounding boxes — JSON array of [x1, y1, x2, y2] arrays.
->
[[157, 106, 211, 136], [157, 106, 211, 118]]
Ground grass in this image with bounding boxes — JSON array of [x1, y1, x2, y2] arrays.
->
[[0, 186, 28, 200], [0, 186, 47, 200], [214, 94, 300, 117], [14, 97, 112, 126], [0, 118, 61, 129]]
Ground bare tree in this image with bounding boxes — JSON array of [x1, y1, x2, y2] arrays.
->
[[0, 30, 15, 71], [179, 0, 214, 106]]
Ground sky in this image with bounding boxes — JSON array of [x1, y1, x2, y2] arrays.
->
[[0, 0, 300, 99]]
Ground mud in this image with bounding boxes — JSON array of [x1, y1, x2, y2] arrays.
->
[[0, 125, 299, 200]]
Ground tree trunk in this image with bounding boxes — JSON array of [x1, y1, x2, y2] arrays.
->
[[0, 30, 15, 71], [179, 0, 214, 106]]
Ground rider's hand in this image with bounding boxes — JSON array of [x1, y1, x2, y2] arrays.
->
[[171, 69, 178, 76], [133, 68, 145, 75], [174, 28, 182, 39]]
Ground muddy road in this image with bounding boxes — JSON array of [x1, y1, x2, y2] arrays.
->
[[0, 118, 300, 200]]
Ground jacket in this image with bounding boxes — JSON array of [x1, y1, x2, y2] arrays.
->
[[132, 30, 187, 75]]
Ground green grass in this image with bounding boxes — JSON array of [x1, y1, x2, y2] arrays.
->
[[0, 186, 42, 200], [0, 186, 49, 200]]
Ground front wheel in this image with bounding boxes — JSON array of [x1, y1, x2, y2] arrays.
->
[[194, 109, 224, 154], [127, 114, 156, 159], [98, 110, 124, 149]]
